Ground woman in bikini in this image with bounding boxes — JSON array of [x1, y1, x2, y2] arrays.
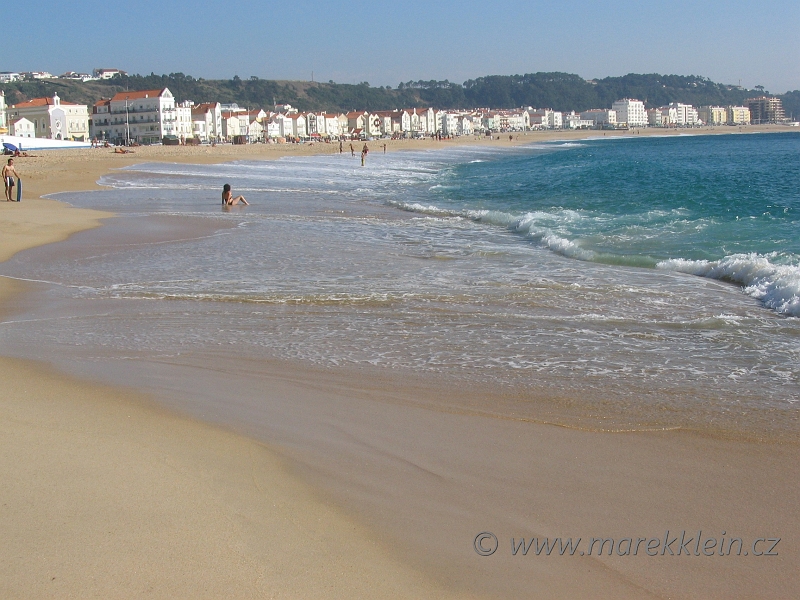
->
[[222, 183, 249, 206]]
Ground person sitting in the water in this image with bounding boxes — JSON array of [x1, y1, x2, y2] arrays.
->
[[222, 183, 249, 205]]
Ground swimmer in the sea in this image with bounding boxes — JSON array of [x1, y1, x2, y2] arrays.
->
[[222, 183, 249, 205]]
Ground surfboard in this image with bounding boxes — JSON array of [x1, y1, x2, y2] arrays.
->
[[16, 178, 21, 202]]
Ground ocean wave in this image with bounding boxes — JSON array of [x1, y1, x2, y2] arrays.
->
[[387, 199, 599, 260], [658, 254, 800, 316]]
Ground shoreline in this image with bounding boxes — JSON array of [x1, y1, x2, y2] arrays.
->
[[2, 125, 798, 597]]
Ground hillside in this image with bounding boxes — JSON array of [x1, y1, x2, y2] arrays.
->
[[2, 72, 798, 118]]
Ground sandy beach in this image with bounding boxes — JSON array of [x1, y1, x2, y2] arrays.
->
[[2, 125, 798, 598]]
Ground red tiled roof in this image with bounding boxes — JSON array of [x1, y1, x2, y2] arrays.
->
[[110, 89, 167, 101], [13, 97, 79, 108]]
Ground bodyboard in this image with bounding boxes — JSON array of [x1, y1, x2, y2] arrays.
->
[[16, 178, 21, 202]]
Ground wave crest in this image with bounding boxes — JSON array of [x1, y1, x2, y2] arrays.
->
[[658, 254, 800, 316]]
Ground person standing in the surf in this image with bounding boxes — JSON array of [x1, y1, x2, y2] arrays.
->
[[3, 158, 19, 202]]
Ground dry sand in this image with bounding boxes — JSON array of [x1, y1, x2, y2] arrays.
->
[[1, 126, 798, 598]]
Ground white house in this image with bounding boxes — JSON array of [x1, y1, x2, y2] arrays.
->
[[221, 111, 242, 140], [365, 112, 382, 137], [612, 98, 647, 127], [320, 113, 339, 137], [265, 118, 282, 139], [289, 114, 307, 138], [191, 102, 222, 142], [10, 117, 35, 137], [9, 94, 90, 141]]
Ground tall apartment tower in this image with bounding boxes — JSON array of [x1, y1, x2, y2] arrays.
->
[[746, 96, 785, 124]]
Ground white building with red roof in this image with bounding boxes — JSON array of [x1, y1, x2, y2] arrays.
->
[[191, 102, 222, 142], [8, 94, 89, 141], [112, 88, 176, 144]]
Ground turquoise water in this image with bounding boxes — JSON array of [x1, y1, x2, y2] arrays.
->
[[2, 132, 799, 432], [403, 133, 800, 314]]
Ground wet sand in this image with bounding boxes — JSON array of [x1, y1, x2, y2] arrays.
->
[[1, 126, 798, 598]]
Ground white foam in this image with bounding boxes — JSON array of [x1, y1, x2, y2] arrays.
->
[[658, 254, 800, 316]]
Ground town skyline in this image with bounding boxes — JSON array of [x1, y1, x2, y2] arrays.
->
[[5, 0, 800, 95]]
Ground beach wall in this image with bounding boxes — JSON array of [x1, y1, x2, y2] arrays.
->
[[1, 134, 91, 151]]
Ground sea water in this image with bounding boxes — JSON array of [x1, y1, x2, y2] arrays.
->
[[1, 132, 799, 434]]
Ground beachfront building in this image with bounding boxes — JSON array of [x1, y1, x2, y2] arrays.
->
[[580, 109, 617, 126], [482, 113, 502, 131], [503, 111, 527, 131], [458, 115, 474, 136], [221, 111, 243, 140], [668, 103, 699, 126], [9, 117, 35, 138], [525, 109, 564, 130], [563, 112, 593, 129], [409, 109, 427, 134], [289, 114, 307, 139], [305, 112, 325, 136], [8, 94, 90, 141], [90, 99, 111, 140], [727, 106, 750, 125], [747, 96, 785, 124], [698, 106, 727, 126], [612, 98, 647, 127], [325, 113, 343, 137], [0, 91, 7, 133], [441, 112, 460, 136], [647, 108, 666, 127], [245, 115, 264, 142], [388, 110, 411, 134], [265, 119, 281, 140], [369, 111, 394, 136], [92, 88, 176, 144], [268, 113, 294, 139], [347, 111, 368, 134], [191, 102, 222, 142], [175, 101, 194, 141]]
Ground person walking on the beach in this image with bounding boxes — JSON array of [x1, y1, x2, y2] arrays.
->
[[339, 140, 343, 154], [361, 143, 369, 166], [350, 143, 355, 157], [3, 158, 19, 202], [383, 143, 386, 154], [222, 183, 249, 206]]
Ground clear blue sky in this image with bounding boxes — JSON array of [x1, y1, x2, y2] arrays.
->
[[7, 0, 799, 93]]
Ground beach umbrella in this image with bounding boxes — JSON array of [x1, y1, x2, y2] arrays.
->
[[3, 142, 19, 152]]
